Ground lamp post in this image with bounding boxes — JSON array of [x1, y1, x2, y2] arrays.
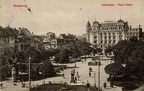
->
[[29, 56, 31, 90], [98, 53, 102, 91], [94, 73, 96, 88]]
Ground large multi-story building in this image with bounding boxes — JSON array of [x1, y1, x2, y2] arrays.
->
[[86, 19, 142, 50]]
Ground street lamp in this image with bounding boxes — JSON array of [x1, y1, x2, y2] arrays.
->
[[29, 56, 31, 90], [94, 73, 96, 88], [97, 53, 102, 91]]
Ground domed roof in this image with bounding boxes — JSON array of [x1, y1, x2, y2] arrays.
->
[[87, 21, 90, 25], [93, 20, 99, 23], [86, 21, 91, 27], [118, 19, 124, 22]]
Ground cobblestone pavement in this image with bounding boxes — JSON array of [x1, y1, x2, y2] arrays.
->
[[1, 57, 122, 91]]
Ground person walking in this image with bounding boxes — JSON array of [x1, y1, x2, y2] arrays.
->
[[75, 76, 77, 81], [62, 73, 65, 79], [78, 75, 80, 80], [76, 71, 79, 76], [75, 63, 76, 68], [110, 82, 113, 88], [74, 76, 77, 83], [103, 82, 107, 88], [86, 80, 90, 89], [76, 71, 80, 80], [89, 72, 91, 77]]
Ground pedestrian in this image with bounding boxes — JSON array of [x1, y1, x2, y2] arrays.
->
[[76, 71, 79, 76], [110, 82, 113, 88], [75, 76, 77, 82], [0, 83, 3, 88], [89, 72, 91, 77], [22, 81, 25, 87], [78, 75, 80, 80], [86, 80, 90, 88], [103, 82, 107, 88], [62, 73, 65, 78], [89, 67, 92, 72], [21, 79, 23, 85]]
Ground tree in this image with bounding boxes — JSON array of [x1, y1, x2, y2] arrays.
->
[[104, 62, 125, 76], [54, 48, 70, 63], [104, 37, 144, 79], [24, 46, 42, 63], [105, 46, 113, 57]]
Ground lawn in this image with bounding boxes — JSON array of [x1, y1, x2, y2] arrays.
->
[[31, 83, 100, 91]]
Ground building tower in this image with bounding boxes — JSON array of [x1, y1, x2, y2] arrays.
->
[[86, 21, 92, 42]]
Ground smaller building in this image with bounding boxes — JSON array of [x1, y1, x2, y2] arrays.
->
[[16, 28, 32, 51]]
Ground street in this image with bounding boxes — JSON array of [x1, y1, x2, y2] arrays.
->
[[1, 57, 122, 91]]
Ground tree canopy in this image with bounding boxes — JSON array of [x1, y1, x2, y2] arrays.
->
[[105, 37, 144, 79]]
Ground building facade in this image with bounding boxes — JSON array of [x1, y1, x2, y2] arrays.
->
[[42, 32, 57, 49], [86, 19, 142, 50], [0, 26, 17, 54]]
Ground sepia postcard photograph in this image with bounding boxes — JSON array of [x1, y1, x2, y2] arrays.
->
[[0, 0, 144, 91]]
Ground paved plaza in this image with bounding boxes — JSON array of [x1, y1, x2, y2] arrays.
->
[[1, 57, 122, 91]]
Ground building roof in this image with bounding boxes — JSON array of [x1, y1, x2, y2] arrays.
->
[[0, 26, 18, 37], [20, 28, 32, 37], [118, 19, 124, 22], [86, 21, 91, 27], [93, 20, 99, 23], [59, 34, 76, 40]]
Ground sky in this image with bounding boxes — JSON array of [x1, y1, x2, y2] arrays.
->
[[0, 0, 144, 36]]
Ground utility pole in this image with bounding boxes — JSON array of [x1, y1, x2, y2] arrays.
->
[[98, 53, 101, 91], [94, 73, 96, 88], [29, 56, 31, 90]]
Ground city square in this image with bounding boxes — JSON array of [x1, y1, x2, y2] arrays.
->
[[1, 56, 123, 91], [1, 0, 144, 91]]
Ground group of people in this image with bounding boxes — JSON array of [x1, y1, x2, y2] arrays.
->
[[62, 71, 80, 82]]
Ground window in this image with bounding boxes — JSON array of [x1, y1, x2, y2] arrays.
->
[[94, 36, 97, 39], [113, 40, 116, 44], [94, 41, 97, 43], [113, 37, 115, 39], [105, 41, 107, 44], [101, 41, 103, 44], [109, 40, 111, 43]]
